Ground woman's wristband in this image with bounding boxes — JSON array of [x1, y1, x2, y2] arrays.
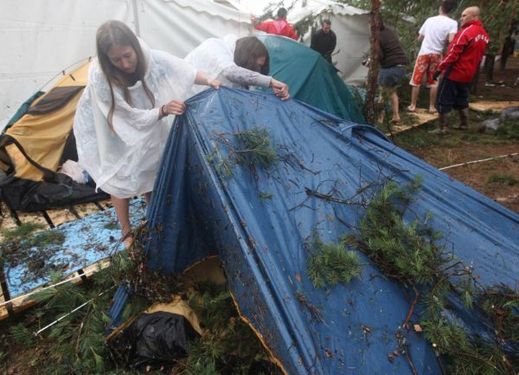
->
[[160, 105, 167, 118]]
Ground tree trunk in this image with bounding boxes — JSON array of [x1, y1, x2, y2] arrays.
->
[[484, 53, 495, 82], [363, 0, 381, 124], [471, 67, 480, 94]]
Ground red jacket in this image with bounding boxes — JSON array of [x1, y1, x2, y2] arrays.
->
[[255, 19, 298, 40], [438, 20, 489, 83]]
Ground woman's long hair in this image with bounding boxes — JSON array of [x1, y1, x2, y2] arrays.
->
[[96, 20, 155, 128], [234, 36, 270, 75]]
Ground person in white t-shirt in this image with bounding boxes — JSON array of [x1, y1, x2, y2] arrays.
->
[[408, 1, 457, 113]]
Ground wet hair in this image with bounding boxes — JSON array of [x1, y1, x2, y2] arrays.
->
[[440, 0, 456, 14], [234, 36, 270, 75], [322, 19, 332, 26], [277, 8, 288, 19], [379, 18, 385, 31], [96, 20, 155, 128]]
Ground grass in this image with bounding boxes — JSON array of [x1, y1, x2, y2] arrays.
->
[[0, 222, 45, 242], [487, 174, 519, 186], [496, 118, 519, 140]]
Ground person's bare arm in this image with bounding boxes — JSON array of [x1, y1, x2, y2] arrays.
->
[[195, 71, 221, 89]]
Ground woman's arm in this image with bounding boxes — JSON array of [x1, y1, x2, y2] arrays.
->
[[221, 65, 272, 88], [221, 65, 290, 100], [195, 71, 221, 89]]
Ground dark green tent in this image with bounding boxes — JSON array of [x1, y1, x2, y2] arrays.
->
[[258, 35, 365, 123]]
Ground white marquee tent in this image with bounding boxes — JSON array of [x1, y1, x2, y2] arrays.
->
[[289, 1, 370, 84], [227, 0, 371, 84], [0, 0, 370, 127], [0, 0, 252, 126]]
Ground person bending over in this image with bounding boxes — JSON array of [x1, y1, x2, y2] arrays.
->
[[74, 20, 219, 245], [185, 35, 289, 100]]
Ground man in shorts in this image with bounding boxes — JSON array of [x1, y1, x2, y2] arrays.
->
[[407, 1, 457, 113], [432, 6, 489, 134]]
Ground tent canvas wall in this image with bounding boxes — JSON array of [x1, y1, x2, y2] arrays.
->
[[0, 0, 252, 127], [227, 0, 371, 84], [289, 2, 371, 84], [119, 87, 518, 374]]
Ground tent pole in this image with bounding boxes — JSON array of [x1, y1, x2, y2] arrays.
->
[[131, 0, 141, 37]]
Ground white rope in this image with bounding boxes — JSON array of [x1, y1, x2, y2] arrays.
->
[[33, 287, 113, 336], [439, 153, 519, 171]]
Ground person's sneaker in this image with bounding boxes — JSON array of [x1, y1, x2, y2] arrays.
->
[[428, 127, 448, 135]]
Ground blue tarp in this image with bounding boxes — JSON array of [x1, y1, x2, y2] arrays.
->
[[141, 88, 518, 374], [3, 199, 145, 298]]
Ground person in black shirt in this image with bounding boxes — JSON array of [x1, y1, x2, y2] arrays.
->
[[378, 20, 408, 124], [311, 19, 337, 63]]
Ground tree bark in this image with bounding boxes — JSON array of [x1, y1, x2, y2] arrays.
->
[[484, 53, 495, 82], [363, 0, 381, 124]]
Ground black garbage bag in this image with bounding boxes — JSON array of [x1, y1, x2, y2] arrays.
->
[[109, 311, 200, 370]]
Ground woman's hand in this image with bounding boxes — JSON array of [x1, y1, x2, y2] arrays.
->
[[195, 71, 220, 89], [270, 79, 290, 100], [208, 79, 221, 89], [162, 100, 186, 116]]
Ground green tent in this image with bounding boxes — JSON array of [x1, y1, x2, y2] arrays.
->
[[258, 35, 365, 123]]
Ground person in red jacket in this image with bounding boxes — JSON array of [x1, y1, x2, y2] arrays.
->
[[252, 8, 299, 41], [432, 6, 489, 134]]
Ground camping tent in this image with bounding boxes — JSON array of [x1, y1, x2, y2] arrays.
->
[[258, 35, 364, 122], [113, 87, 518, 373], [0, 61, 109, 214]]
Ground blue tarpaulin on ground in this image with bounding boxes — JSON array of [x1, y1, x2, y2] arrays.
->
[[140, 88, 518, 374]]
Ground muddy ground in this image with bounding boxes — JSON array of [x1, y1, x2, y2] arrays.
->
[[392, 57, 519, 213]]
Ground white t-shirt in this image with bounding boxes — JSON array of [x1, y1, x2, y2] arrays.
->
[[418, 15, 458, 55]]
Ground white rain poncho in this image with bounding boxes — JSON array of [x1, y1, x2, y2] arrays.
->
[[185, 35, 271, 95], [74, 41, 196, 198]]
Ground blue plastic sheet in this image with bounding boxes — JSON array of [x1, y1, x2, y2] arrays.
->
[[142, 88, 519, 374], [3, 199, 145, 297]]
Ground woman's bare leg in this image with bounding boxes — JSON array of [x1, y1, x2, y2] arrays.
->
[[111, 195, 131, 238], [391, 91, 400, 122]]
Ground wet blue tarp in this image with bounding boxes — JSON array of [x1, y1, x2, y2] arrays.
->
[[3, 199, 145, 298], [141, 88, 518, 374]]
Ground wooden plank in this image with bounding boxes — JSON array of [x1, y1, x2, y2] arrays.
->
[[0, 259, 111, 321], [387, 108, 438, 135], [470, 100, 519, 112]]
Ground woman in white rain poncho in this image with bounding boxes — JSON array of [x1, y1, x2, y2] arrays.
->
[[74, 20, 218, 244], [185, 35, 289, 99]]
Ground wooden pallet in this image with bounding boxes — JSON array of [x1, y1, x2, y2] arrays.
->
[[0, 198, 146, 321]]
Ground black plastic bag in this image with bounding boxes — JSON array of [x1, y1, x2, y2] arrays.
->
[[109, 311, 200, 370]]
